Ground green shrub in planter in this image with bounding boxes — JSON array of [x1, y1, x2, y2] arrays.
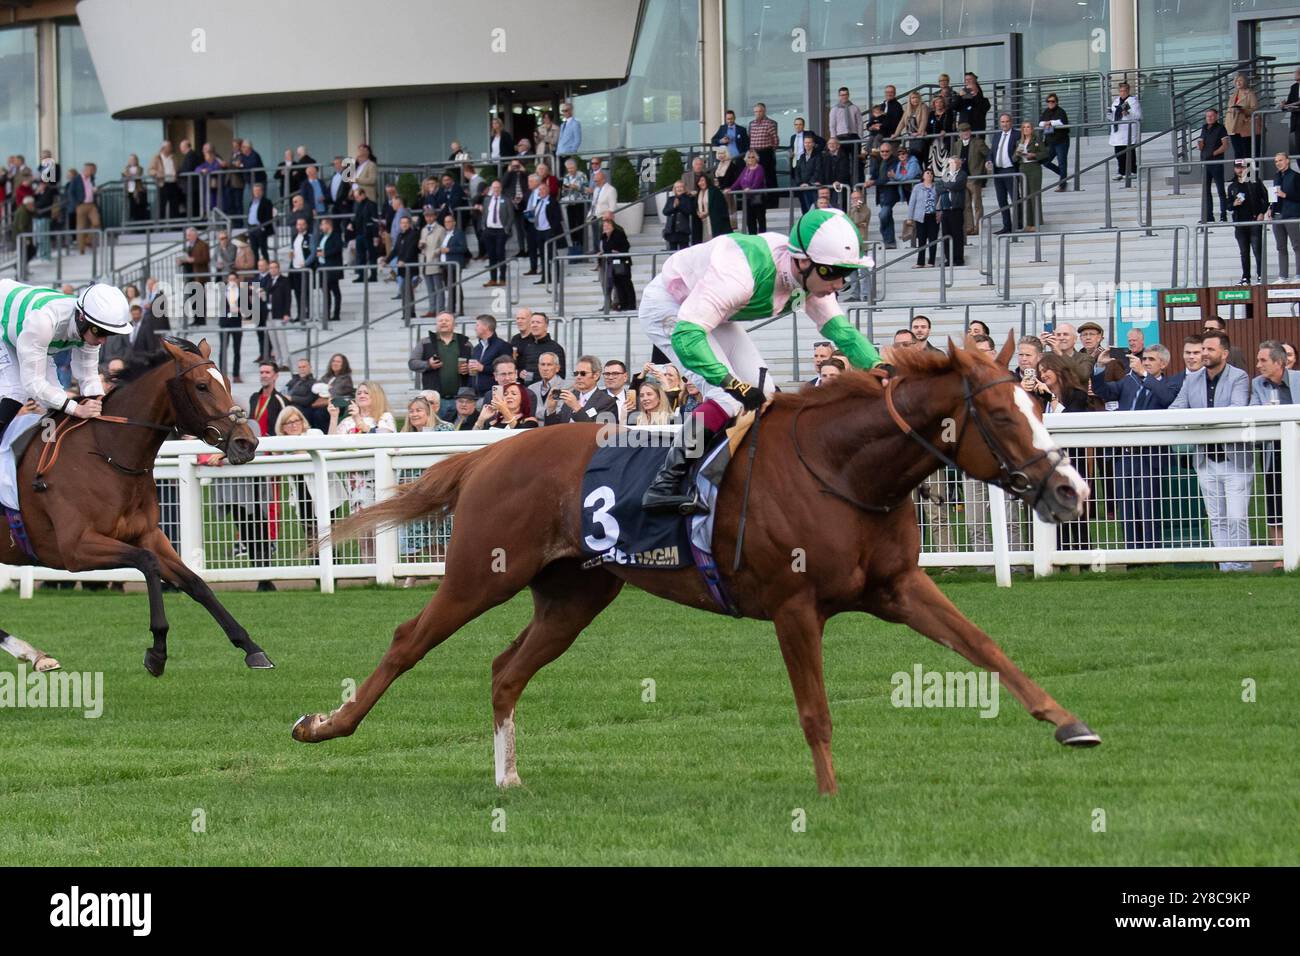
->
[[655, 148, 684, 192], [610, 156, 639, 204], [395, 173, 421, 213]]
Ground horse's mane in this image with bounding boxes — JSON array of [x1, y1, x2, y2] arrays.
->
[[778, 346, 965, 412], [111, 337, 202, 385]]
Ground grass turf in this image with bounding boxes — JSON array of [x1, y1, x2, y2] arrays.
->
[[1, 570, 1296, 866]]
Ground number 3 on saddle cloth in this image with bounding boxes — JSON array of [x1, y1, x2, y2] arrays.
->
[[578, 412, 758, 616]]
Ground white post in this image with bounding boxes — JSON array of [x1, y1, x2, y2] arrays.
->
[[312, 451, 335, 594], [1281, 420, 1299, 572], [177, 455, 203, 572], [988, 484, 1012, 588], [19, 565, 33, 599], [1032, 511, 1055, 578], [373, 447, 397, 586]]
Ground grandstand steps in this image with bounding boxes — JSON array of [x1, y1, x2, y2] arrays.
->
[[20, 135, 1267, 399]]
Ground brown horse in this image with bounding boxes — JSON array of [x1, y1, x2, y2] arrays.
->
[[0, 337, 272, 677], [292, 334, 1098, 793]]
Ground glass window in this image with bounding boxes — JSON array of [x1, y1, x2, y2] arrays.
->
[[572, 0, 700, 149], [0, 27, 37, 166], [57, 23, 159, 178]]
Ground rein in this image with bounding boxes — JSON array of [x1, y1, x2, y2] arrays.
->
[[32, 353, 247, 490], [793, 368, 1064, 515]]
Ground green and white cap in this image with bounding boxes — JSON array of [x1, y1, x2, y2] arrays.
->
[[787, 209, 874, 269]]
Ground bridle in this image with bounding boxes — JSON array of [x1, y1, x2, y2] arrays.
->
[[792, 368, 1069, 514], [35, 351, 248, 485]]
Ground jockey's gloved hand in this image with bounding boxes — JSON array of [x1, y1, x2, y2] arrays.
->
[[722, 375, 765, 412]]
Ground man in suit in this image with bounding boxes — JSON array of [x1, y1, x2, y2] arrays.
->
[[1201, 315, 1248, 371], [314, 217, 344, 324], [710, 109, 750, 159], [1251, 339, 1300, 554], [1170, 331, 1252, 571], [349, 185, 379, 281], [986, 113, 1020, 233], [1164, 335, 1203, 396], [477, 179, 514, 287], [246, 182, 274, 262], [327, 156, 354, 216], [787, 117, 824, 184], [437, 213, 470, 309], [501, 159, 531, 254], [432, 172, 464, 224], [793, 133, 823, 213], [177, 226, 210, 326], [954, 123, 989, 235], [261, 260, 293, 361], [1091, 344, 1177, 549], [178, 139, 200, 217], [392, 214, 421, 321], [543, 355, 618, 425], [556, 102, 583, 163], [527, 351, 566, 424], [531, 181, 562, 284]]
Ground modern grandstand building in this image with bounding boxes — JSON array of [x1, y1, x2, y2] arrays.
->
[[2, 0, 1297, 165]]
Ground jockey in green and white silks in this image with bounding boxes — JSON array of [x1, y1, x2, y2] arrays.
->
[[0, 281, 132, 443], [639, 209, 879, 514], [641, 208, 879, 418]]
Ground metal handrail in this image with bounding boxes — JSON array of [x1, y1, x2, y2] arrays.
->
[[1138, 153, 1295, 228], [843, 298, 1038, 347], [978, 120, 1156, 282], [1192, 216, 1300, 287], [552, 249, 666, 317], [867, 234, 954, 304], [15, 228, 104, 283], [993, 224, 1190, 301]]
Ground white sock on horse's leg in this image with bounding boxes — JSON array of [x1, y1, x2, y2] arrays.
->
[[0, 634, 60, 671]]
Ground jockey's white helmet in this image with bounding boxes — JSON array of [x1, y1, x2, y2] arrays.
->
[[76, 283, 132, 334], [787, 209, 874, 270]]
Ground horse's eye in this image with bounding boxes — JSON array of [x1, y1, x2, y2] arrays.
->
[[197, 381, 209, 391]]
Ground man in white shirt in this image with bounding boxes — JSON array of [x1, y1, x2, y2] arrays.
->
[[986, 112, 1020, 234], [601, 359, 632, 425], [290, 217, 311, 321], [588, 169, 618, 252]]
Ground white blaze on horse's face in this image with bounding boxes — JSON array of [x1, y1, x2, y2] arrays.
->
[[1010, 387, 1089, 500], [207, 367, 226, 389]]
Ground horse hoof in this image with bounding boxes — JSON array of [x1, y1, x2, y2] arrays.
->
[[292, 713, 326, 743], [33, 654, 61, 673], [498, 771, 524, 789], [1055, 721, 1102, 747], [245, 651, 275, 669], [143, 649, 166, 677]]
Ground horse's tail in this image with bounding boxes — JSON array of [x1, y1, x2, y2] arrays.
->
[[311, 449, 484, 553]]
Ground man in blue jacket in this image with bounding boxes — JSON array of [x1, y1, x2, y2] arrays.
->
[[557, 102, 583, 162], [1091, 344, 1176, 549], [710, 110, 749, 159], [467, 314, 511, 397]]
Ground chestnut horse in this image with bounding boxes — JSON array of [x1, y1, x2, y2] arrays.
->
[[293, 334, 1098, 794], [0, 338, 273, 677]]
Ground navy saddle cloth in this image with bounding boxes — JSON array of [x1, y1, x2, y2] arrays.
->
[[579, 443, 693, 569]]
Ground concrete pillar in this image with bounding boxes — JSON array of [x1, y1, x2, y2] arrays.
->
[[346, 98, 367, 151], [1110, 0, 1137, 75], [37, 20, 58, 160], [700, 0, 724, 137]]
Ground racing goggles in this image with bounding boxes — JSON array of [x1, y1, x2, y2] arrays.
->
[[813, 264, 858, 281]]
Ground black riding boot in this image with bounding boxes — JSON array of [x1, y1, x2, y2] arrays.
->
[[0, 397, 23, 448], [643, 425, 714, 515]]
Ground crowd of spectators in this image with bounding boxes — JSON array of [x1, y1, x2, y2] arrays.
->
[[816, 314, 1299, 571]]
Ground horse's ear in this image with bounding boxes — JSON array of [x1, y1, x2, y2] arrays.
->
[[996, 330, 1016, 368], [160, 338, 182, 360], [949, 337, 972, 370], [198, 339, 212, 359]]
